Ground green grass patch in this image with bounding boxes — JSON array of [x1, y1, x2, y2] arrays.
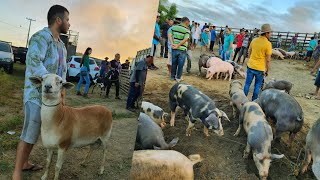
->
[[0, 115, 23, 133], [112, 110, 136, 120], [0, 160, 14, 173]]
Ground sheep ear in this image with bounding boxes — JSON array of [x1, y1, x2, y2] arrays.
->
[[63, 82, 74, 89], [29, 76, 42, 87]]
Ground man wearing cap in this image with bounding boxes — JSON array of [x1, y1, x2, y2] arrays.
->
[[168, 17, 190, 82], [100, 57, 109, 78], [244, 24, 272, 101], [150, 13, 161, 70], [122, 59, 130, 69], [126, 56, 152, 112], [200, 28, 210, 52]]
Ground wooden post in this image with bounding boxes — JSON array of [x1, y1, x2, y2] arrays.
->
[[303, 33, 308, 50]]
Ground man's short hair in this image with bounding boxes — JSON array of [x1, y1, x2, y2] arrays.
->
[[47, 5, 69, 26], [311, 37, 315, 40], [181, 17, 190, 23], [146, 55, 151, 58], [213, 26, 216, 28]]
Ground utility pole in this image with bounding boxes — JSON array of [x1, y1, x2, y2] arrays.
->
[[26, 17, 36, 48]]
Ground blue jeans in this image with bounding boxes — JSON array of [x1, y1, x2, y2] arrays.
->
[[244, 67, 264, 101], [171, 49, 187, 80], [288, 44, 296, 52], [219, 44, 223, 56], [221, 50, 231, 61], [100, 69, 106, 78], [126, 82, 141, 108], [77, 67, 90, 94]]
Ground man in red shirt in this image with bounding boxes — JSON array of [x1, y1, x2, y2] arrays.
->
[[233, 29, 245, 61]]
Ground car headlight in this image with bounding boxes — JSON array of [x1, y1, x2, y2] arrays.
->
[[4, 58, 13, 62]]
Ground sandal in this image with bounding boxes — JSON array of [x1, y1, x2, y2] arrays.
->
[[22, 164, 43, 171]]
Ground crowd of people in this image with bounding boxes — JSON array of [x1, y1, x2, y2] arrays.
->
[[149, 13, 320, 100]]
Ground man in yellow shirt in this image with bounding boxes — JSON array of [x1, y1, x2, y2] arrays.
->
[[244, 24, 272, 100]]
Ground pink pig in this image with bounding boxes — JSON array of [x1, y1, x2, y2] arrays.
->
[[206, 57, 223, 68], [205, 61, 234, 81]]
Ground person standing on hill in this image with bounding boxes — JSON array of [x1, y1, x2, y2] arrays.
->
[[244, 24, 272, 101]]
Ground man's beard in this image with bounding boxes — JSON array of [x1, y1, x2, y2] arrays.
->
[[59, 24, 68, 34]]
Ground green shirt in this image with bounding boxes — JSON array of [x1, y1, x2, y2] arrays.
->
[[82, 55, 90, 71], [170, 23, 190, 51]]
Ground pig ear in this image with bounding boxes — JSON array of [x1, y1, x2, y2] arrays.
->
[[271, 154, 284, 160], [168, 137, 179, 148], [29, 76, 42, 87], [63, 82, 74, 89], [219, 110, 230, 122], [153, 145, 161, 150]]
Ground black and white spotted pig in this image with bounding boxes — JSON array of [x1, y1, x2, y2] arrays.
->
[[136, 112, 179, 150], [198, 54, 214, 76], [255, 89, 304, 146], [141, 101, 168, 128], [169, 83, 230, 137], [300, 118, 320, 179], [262, 79, 293, 94], [234, 102, 284, 179], [229, 80, 249, 118]]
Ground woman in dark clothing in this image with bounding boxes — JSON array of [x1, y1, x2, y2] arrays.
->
[[77, 47, 92, 97]]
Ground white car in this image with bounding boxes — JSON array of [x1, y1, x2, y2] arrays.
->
[[0, 41, 14, 74], [66, 55, 100, 81]]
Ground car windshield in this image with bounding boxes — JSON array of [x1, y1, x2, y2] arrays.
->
[[0, 43, 12, 53], [74, 57, 96, 65]]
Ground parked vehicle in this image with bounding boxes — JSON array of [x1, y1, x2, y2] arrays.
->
[[66, 55, 100, 81], [13, 47, 28, 64], [0, 41, 14, 74]]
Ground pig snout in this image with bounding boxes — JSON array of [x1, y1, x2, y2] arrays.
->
[[260, 172, 268, 180]]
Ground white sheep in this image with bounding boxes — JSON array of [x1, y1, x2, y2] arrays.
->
[[29, 74, 113, 180]]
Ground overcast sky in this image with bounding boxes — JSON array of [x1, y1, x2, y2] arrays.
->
[[167, 0, 319, 33], [0, 0, 159, 61]]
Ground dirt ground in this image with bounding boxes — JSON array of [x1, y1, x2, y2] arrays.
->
[[139, 45, 319, 179], [0, 63, 137, 180]]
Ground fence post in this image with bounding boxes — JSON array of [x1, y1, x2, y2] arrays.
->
[[285, 32, 289, 49], [303, 33, 307, 50]]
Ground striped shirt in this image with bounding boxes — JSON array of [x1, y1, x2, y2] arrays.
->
[[170, 23, 190, 51]]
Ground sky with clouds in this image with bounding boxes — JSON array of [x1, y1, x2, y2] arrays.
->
[[167, 0, 319, 33], [0, 0, 159, 61]]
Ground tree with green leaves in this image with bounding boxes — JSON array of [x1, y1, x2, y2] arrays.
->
[[158, 0, 178, 25]]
